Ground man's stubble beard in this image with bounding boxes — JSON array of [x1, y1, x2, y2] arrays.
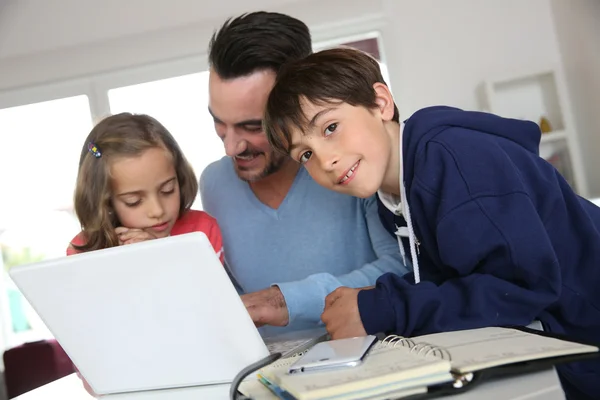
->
[[235, 150, 287, 183]]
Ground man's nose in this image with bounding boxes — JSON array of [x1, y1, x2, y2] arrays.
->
[[223, 132, 246, 157]]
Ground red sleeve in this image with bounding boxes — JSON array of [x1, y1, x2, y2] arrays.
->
[[206, 219, 224, 264], [171, 211, 224, 264], [66, 232, 86, 256]]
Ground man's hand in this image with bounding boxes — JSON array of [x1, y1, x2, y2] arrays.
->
[[321, 286, 368, 339], [115, 227, 158, 245], [241, 286, 289, 327]]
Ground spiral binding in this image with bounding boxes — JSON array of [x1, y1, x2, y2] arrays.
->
[[380, 335, 452, 361]]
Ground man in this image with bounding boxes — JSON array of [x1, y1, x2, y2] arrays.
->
[[200, 12, 407, 334]]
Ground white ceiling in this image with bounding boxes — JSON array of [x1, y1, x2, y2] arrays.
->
[[0, 0, 306, 59]]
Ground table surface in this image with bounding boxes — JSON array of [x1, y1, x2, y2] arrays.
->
[[15, 368, 565, 400]]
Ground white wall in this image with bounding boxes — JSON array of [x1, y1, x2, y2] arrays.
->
[[550, 0, 600, 197], [380, 0, 563, 116], [0, 0, 595, 193], [0, 0, 304, 59], [0, 0, 383, 91], [0, 0, 561, 96]]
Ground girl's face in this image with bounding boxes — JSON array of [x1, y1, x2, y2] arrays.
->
[[109, 147, 181, 238], [287, 100, 393, 199]]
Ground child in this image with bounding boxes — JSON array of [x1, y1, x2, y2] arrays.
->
[[263, 48, 600, 399], [67, 112, 223, 262], [67, 112, 224, 398]]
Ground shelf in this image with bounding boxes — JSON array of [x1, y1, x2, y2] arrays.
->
[[484, 66, 587, 196], [540, 130, 567, 144], [487, 70, 565, 131]]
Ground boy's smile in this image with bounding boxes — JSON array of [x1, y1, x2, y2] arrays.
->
[[338, 160, 360, 185]]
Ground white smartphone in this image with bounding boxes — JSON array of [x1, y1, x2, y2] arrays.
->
[[288, 335, 377, 374]]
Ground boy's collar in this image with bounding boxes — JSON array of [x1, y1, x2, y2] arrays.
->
[[377, 122, 404, 215]]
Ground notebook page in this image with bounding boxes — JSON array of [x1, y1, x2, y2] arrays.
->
[[238, 379, 279, 400], [260, 343, 452, 400], [412, 327, 598, 374]]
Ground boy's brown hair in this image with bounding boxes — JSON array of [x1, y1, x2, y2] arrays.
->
[[72, 113, 198, 253], [264, 47, 399, 154]]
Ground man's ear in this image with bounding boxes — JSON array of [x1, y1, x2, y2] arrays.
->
[[373, 83, 396, 122]]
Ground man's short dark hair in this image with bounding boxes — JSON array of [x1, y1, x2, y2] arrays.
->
[[208, 11, 312, 79]]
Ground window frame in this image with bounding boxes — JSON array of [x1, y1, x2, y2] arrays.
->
[[0, 21, 388, 351]]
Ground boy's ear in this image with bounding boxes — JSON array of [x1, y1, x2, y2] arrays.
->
[[373, 83, 395, 122]]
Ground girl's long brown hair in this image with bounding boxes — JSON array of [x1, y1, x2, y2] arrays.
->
[[72, 113, 198, 253]]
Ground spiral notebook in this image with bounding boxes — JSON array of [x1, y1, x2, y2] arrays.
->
[[240, 326, 599, 400]]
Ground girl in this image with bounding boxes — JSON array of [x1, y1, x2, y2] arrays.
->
[[67, 112, 223, 262], [67, 112, 224, 397]]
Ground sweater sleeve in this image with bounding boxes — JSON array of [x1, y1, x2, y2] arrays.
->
[[66, 232, 86, 256], [275, 195, 410, 325]]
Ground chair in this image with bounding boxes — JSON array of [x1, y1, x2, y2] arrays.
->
[[3, 339, 75, 398]]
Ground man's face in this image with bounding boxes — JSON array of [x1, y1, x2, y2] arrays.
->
[[208, 68, 287, 182]]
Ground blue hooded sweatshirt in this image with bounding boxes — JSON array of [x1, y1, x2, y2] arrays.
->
[[357, 106, 600, 398]]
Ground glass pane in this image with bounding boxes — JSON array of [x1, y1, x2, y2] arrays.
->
[[342, 38, 381, 60], [0, 95, 92, 218], [0, 95, 91, 346], [315, 36, 391, 88], [108, 72, 225, 209]]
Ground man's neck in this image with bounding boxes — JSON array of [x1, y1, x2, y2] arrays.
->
[[249, 159, 301, 209]]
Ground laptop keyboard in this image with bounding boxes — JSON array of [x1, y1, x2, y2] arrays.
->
[[266, 338, 312, 355]]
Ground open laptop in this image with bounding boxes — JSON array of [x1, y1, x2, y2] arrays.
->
[[9, 232, 322, 396]]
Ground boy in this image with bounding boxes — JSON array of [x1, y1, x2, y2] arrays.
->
[[263, 48, 600, 399]]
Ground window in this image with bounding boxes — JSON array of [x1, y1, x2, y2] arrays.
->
[[314, 33, 391, 89], [108, 72, 225, 209], [0, 28, 391, 351], [0, 95, 91, 347]]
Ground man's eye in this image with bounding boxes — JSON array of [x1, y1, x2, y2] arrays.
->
[[324, 123, 337, 136], [299, 151, 312, 164]]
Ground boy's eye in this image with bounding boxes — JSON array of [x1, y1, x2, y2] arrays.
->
[[324, 123, 337, 136], [299, 151, 313, 164]]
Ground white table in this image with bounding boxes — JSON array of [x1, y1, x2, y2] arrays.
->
[[15, 368, 565, 400]]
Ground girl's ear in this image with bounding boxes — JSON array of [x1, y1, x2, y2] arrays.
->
[[373, 83, 396, 122]]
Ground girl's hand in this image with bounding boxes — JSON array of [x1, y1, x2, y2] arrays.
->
[[115, 227, 158, 245], [76, 370, 98, 398]]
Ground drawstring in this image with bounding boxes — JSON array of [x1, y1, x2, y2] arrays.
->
[[397, 124, 421, 284], [394, 226, 409, 267], [401, 182, 421, 284], [393, 206, 421, 284]]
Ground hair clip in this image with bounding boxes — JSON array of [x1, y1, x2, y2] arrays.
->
[[88, 142, 102, 158]]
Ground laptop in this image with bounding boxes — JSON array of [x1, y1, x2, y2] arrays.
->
[[9, 232, 322, 396]]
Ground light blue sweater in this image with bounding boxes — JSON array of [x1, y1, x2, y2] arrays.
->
[[200, 157, 408, 334]]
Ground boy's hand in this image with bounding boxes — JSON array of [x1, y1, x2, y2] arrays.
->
[[115, 227, 158, 245], [321, 287, 367, 339]]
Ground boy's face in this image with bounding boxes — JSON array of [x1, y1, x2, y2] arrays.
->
[[287, 100, 392, 198]]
